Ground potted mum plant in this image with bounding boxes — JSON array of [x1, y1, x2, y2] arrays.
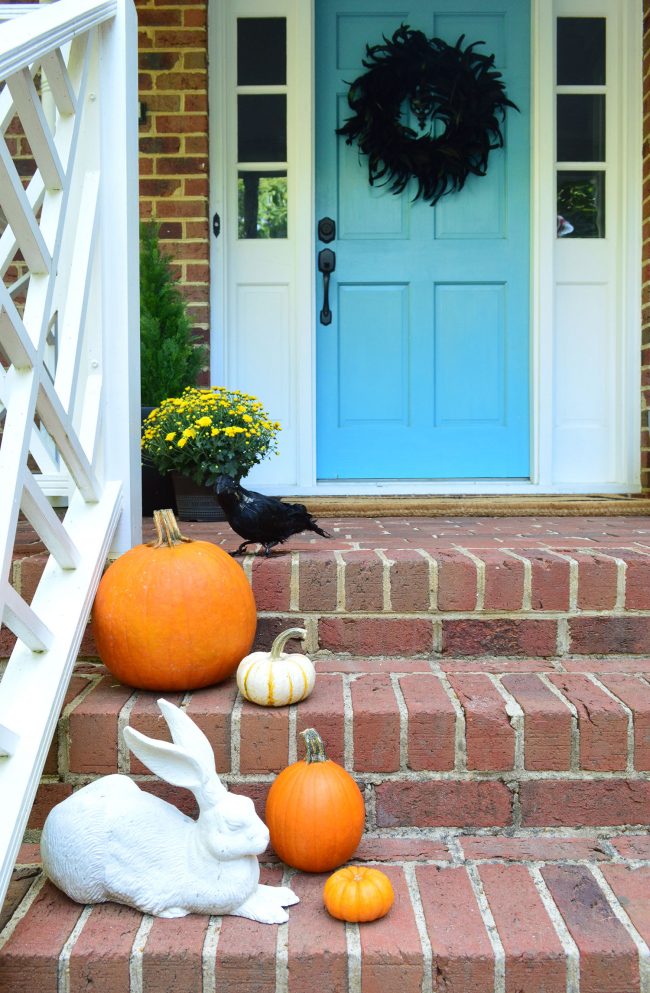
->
[[141, 386, 281, 521], [140, 221, 207, 514]]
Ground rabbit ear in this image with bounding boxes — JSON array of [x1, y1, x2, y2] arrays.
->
[[157, 698, 218, 780], [123, 725, 210, 793]]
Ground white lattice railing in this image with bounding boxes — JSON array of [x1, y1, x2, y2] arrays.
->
[[0, 0, 140, 907]]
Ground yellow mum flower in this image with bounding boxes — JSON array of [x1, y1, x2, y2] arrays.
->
[[177, 438, 188, 448], [165, 431, 177, 441], [183, 427, 197, 439], [196, 416, 212, 427], [243, 414, 253, 424]]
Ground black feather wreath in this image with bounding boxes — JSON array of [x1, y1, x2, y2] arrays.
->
[[336, 25, 518, 206]]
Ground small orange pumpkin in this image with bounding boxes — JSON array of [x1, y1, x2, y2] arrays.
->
[[92, 509, 256, 690], [265, 728, 365, 872], [323, 866, 394, 922]]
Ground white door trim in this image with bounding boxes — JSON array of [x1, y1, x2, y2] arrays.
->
[[208, 0, 642, 496]]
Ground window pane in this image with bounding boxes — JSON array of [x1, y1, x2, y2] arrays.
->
[[557, 18, 605, 85], [557, 171, 605, 238], [557, 94, 605, 162], [237, 18, 286, 85], [237, 95, 287, 162], [238, 172, 288, 239]]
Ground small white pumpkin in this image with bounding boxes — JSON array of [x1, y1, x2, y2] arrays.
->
[[236, 627, 315, 707]]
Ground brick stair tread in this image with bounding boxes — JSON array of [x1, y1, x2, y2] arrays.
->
[[3, 834, 650, 993]]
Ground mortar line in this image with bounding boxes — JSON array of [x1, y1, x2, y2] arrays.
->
[[529, 865, 580, 993], [416, 549, 438, 611], [467, 863, 505, 993], [376, 549, 393, 612], [390, 673, 409, 771], [489, 674, 525, 772], [287, 704, 298, 765], [346, 923, 362, 993], [334, 550, 347, 612], [289, 551, 300, 612], [58, 904, 93, 993], [201, 916, 222, 993], [503, 550, 532, 610], [457, 547, 486, 611], [590, 864, 650, 993], [117, 692, 139, 774], [230, 694, 244, 776], [58, 674, 102, 778], [129, 915, 155, 993], [403, 862, 433, 993], [438, 673, 467, 773], [0, 872, 46, 949], [342, 674, 355, 771], [275, 866, 294, 993]]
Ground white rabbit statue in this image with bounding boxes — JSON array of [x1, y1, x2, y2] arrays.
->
[[40, 698, 299, 923]]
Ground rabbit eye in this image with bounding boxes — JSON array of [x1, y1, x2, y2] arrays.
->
[[223, 817, 245, 831]]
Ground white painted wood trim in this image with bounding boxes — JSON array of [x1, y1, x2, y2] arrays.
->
[[209, 0, 642, 495], [0, 0, 116, 78]]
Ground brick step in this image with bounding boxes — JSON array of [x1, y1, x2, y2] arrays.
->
[[4, 833, 650, 993], [29, 656, 650, 835]]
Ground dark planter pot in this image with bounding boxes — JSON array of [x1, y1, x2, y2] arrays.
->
[[170, 472, 227, 522], [141, 406, 176, 516]]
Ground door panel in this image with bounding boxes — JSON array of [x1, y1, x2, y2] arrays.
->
[[316, 0, 531, 479]]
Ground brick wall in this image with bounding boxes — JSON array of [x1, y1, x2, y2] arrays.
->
[[136, 0, 211, 380]]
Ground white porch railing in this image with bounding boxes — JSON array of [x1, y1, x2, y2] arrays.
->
[[0, 0, 140, 908]]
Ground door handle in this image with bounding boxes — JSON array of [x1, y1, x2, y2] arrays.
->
[[318, 248, 336, 325]]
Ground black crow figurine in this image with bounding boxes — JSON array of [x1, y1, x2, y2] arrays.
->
[[215, 475, 331, 556]]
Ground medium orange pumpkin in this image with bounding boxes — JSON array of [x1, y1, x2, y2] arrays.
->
[[92, 508, 256, 691], [265, 728, 365, 872], [323, 866, 394, 922]]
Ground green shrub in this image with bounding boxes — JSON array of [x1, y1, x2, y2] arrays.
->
[[140, 222, 207, 406]]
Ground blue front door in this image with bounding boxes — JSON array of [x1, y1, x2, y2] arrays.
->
[[315, 0, 530, 479]]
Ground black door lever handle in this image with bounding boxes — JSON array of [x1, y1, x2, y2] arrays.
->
[[318, 248, 336, 325]]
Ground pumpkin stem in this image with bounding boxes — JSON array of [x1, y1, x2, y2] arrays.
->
[[150, 509, 193, 548], [300, 727, 327, 763], [270, 627, 307, 660]]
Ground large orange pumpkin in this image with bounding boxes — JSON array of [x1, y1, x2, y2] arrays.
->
[[92, 508, 256, 690], [265, 728, 365, 872]]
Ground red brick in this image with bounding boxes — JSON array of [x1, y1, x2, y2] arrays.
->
[[441, 657, 551, 672], [29, 782, 73, 830], [0, 882, 84, 993], [250, 554, 291, 611], [387, 549, 431, 611], [624, 550, 650, 609], [476, 550, 525, 611], [598, 673, 650, 769], [68, 675, 134, 774], [287, 873, 347, 993], [564, 657, 650, 673], [447, 673, 515, 771], [354, 837, 452, 861], [520, 780, 650, 827], [575, 552, 619, 610], [548, 674, 628, 771], [14, 553, 47, 603], [601, 865, 650, 946], [142, 913, 209, 991], [350, 673, 400, 772], [568, 617, 650, 655], [239, 701, 289, 774], [342, 550, 384, 612], [315, 657, 430, 674], [610, 835, 650, 859], [442, 619, 558, 657], [295, 673, 345, 766], [518, 550, 571, 610], [254, 615, 306, 652], [214, 866, 282, 992], [69, 903, 142, 992], [459, 836, 611, 861], [128, 692, 184, 775], [502, 673, 573, 770], [478, 864, 566, 993], [541, 865, 640, 993], [358, 866, 424, 993], [44, 674, 91, 775], [416, 865, 494, 993], [185, 680, 239, 773], [434, 550, 478, 611], [319, 617, 433, 655], [399, 673, 456, 771], [375, 780, 512, 828]]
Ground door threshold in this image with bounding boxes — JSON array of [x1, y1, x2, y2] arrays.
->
[[291, 494, 650, 517]]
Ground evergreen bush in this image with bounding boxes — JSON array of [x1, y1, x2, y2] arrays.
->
[[140, 222, 207, 407]]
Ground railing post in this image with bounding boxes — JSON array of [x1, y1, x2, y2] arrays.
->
[[98, 0, 141, 554]]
